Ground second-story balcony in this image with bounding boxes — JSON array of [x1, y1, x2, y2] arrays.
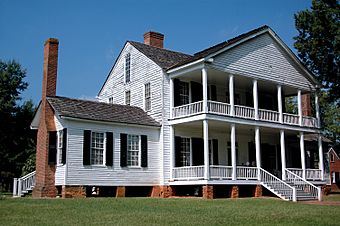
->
[[172, 100, 318, 128]]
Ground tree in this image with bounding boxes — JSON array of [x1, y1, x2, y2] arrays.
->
[[0, 60, 36, 191], [294, 0, 340, 102]]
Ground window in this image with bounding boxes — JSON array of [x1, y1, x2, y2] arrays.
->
[[125, 90, 131, 105], [127, 134, 140, 166], [330, 153, 335, 162], [57, 130, 63, 164], [91, 132, 105, 165], [179, 81, 189, 105], [145, 83, 151, 111], [108, 97, 113, 104], [125, 53, 131, 83], [180, 138, 191, 166]]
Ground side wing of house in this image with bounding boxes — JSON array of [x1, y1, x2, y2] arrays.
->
[[211, 32, 317, 91], [98, 43, 164, 122]]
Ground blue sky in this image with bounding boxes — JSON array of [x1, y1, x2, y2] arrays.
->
[[0, 0, 312, 105]]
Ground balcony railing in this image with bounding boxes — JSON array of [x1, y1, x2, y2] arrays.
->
[[236, 166, 258, 180], [287, 168, 322, 180], [210, 165, 233, 179], [171, 101, 318, 128]]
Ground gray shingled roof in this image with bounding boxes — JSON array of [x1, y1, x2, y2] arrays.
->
[[47, 96, 160, 127], [129, 41, 192, 69]]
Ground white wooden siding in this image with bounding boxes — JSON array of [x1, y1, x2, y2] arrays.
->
[[63, 119, 161, 186], [54, 115, 66, 185], [98, 43, 164, 123], [211, 33, 315, 91]]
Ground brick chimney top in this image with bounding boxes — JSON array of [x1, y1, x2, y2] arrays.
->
[[42, 37, 59, 99], [44, 38, 59, 45], [144, 31, 164, 49]]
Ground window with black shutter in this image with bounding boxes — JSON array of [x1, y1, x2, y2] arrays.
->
[[120, 133, 127, 167], [61, 128, 67, 164], [141, 135, 148, 167], [48, 131, 57, 165], [106, 132, 114, 166], [83, 130, 91, 165]]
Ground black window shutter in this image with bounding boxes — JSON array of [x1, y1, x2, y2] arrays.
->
[[175, 136, 181, 167], [48, 131, 57, 165], [191, 81, 203, 103], [211, 85, 217, 101], [106, 132, 114, 166], [83, 130, 91, 165], [192, 138, 204, 166], [120, 133, 127, 167], [174, 79, 180, 107], [141, 135, 148, 167], [61, 128, 67, 164], [213, 139, 218, 165]]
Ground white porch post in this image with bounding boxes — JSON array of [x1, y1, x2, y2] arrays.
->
[[299, 132, 306, 180], [277, 84, 283, 123], [280, 130, 286, 180], [231, 123, 237, 180], [315, 92, 320, 128], [253, 80, 259, 120], [202, 67, 208, 113], [255, 126, 261, 180], [229, 74, 235, 116], [169, 125, 175, 180], [203, 119, 209, 180], [318, 134, 324, 180], [297, 89, 303, 126], [13, 178, 18, 197], [170, 78, 174, 118]]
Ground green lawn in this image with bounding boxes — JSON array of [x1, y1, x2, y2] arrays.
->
[[0, 197, 339, 226]]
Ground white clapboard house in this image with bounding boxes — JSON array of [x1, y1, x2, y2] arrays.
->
[[13, 26, 327, 201]]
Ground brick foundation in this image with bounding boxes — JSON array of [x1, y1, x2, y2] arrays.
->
[[116, 186, 126, 197], [62, 186, 86, 198], [254, 185, 262, 197], [231, 186, 239, 198], [151, 186, 172, 198], [202, 185, 214, 199]]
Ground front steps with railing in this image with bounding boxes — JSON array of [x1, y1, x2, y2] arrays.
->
[[13, 171, 36, 197]]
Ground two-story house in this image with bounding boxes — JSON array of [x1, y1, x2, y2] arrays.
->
[[14, 26, 326, 201]]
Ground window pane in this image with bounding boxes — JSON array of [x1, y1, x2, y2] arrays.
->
[[179, 81, 189, 105], [91, 132, 104, 165], [127, 134, 140, 166], [125, 54, 131, 83], [180, 138, 190, 166]]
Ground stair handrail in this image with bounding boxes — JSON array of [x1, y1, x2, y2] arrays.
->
[[13, 171, 36, 197], [285, 169, 321, 201], [259, 168, 296, 201]]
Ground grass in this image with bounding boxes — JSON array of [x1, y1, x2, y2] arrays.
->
[[0, 197, 339, 226], [323, 192, 340, 202]]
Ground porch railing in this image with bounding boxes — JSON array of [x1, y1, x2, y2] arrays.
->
[[208, 101, 231, 116], [236, 167, 258, 180], [285, 169, 321, 201], [303, 116, 318, 128], [235, 105, 255, 119], [259, 109, 280, 122], [172, 166, 204, 180], [210, 165, 232, 179], [172, 101, 203, 118], [287, 168, 322, 180], [13, 171, 36, 197], [283, 113, 299, 125]]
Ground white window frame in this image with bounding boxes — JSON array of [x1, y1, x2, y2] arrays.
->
[[125, 53, 131, 83], [127, 134, 141, 167], [179, 81, 189, 105], [125, 90, 131, 105], [330, 153, 335, 162], [180, 137, 191, 167], [57, 130, 63, 165], [144, 82, 151, 111], [108, 97, 114, 104], [90, 131, 106, 166]]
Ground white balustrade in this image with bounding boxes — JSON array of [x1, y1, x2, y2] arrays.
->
[[172, 101, 203, 118], [234, 105, 255, 119], [236, 167, 258, 180], [210, 165, 233, 179], [208, 101, 231, 116], [303, 116, 318, 128], [172, 166, 204, 180], [259, 109, 280, 122], [287, 168, 322, 180], [13, 171, 36, 197], [285, 169, 320, 201], [283, 113, 299, 125]]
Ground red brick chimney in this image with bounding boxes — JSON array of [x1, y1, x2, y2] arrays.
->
[[32, 38, 59, 198], [144, 31, 164, 48], [302, 93, 312, 116]]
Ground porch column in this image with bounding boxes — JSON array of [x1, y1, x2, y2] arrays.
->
[[277, 84, 283, 123], [229, 74, 235, 116], [202, 67, 208, 113], [315, 92, 320, 128], [203, 119, 209, 180], [231, 123, 237, 180], [169, 125, 175, 180], [318, 134, 324, 180], [299, 132, 306, 180], [297, 90, 303, 126], [280, 130, 286, 180], [253, 80, 259, 120], [255, 126, 261, 180], [170, 78, 174, 118]]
